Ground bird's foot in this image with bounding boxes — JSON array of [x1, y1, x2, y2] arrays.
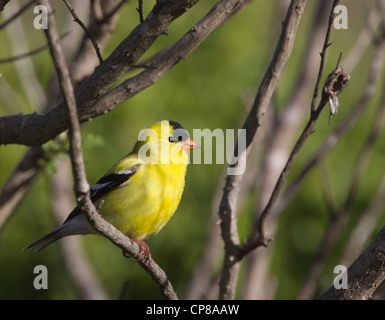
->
[[122, 239, 152, 267], [133, 239, 152, 266]]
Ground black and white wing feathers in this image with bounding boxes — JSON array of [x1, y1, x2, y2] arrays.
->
[[64, 164, 141, 223], [90, 164, 140, 201]]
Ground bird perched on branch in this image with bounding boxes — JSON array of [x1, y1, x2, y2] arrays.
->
[[24, 120, 199, 263]]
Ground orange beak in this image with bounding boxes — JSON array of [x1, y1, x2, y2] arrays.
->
[[182, 138, 200, 151]]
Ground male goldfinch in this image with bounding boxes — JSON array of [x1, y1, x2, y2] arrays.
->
[[24, 120, 199, 261]]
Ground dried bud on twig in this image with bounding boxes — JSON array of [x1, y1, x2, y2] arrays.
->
[[322, 54, 351, 123]]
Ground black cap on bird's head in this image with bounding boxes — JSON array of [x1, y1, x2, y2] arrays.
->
[[167, 120, 200, 151], [169, 120, 184, 131]]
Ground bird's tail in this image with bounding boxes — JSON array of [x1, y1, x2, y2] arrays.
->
[[23, 214, 94, 253], [22, 225, 68, 253]]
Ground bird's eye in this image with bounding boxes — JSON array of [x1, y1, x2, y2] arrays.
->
[[169, 135, 183, 143], [169, 128, 188, 143]]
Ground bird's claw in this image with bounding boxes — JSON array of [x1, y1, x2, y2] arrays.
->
[[122, 239, 152, 267], [133, 239, 152, 267]]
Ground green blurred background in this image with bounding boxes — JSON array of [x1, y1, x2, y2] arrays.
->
[[1, 0, 385, 299]]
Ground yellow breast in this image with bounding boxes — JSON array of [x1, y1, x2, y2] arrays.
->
[[98, 158, 187, 241]]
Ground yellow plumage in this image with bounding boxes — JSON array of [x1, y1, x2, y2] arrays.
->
[[99, 121, 189, 240], [23, 120, 199, 256]]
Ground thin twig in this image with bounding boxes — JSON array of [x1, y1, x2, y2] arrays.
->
[[62, 0, 104, 64], [272, 28, 385, 221], [3, 0, 47, 109], [255, 0, 340, 245], [0, 0, 35, 29], [38, 0, 88, 194], [136, 0, 144, 23], [242, 52, 349, 258], [310, 0, 340, 113], [0, 147, 43, 229], [240, 0, 334, 300], [256, 0, 333, 215], [299, 45, 385, 300], [217, 0, 307, 300], [0, 31, 70, 64], [37, 0, 178, 300]]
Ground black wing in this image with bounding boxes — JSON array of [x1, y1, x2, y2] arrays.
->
[[64, 164, 141, 223], [90, 164, 141, 201]]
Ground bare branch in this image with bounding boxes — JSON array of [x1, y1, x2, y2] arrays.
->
[[241, 0, 334, 299], [318, 52, 385, 301], [36, 0, 178, 300], [0, 0, 251, 236], [0, 31, 70, 64], [0, 0, 200, 146], [256, 0, 333, 215], [255, 0, 340, 244], [298, 81, 385, 299], [319, 224, 385, 300], [0, 0, 251, 147], [68, 0, 120, 86], [218, 0, 308, 300], [36, 0, 87, 194], [243, 52, 350, 258], [91, 0, 252, 119], [273, 29, 385, 220], [309, 0, 341, 113], [136, 0, 144, 23], [0, 147, 43, 228], [62, 0, 104, 64], [3, 0, 47, 109], [0, 0, 34, 29], [0, 0, 127, 233]]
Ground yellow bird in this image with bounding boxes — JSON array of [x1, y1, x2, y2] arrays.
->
[[24, 120, 199, 261]]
